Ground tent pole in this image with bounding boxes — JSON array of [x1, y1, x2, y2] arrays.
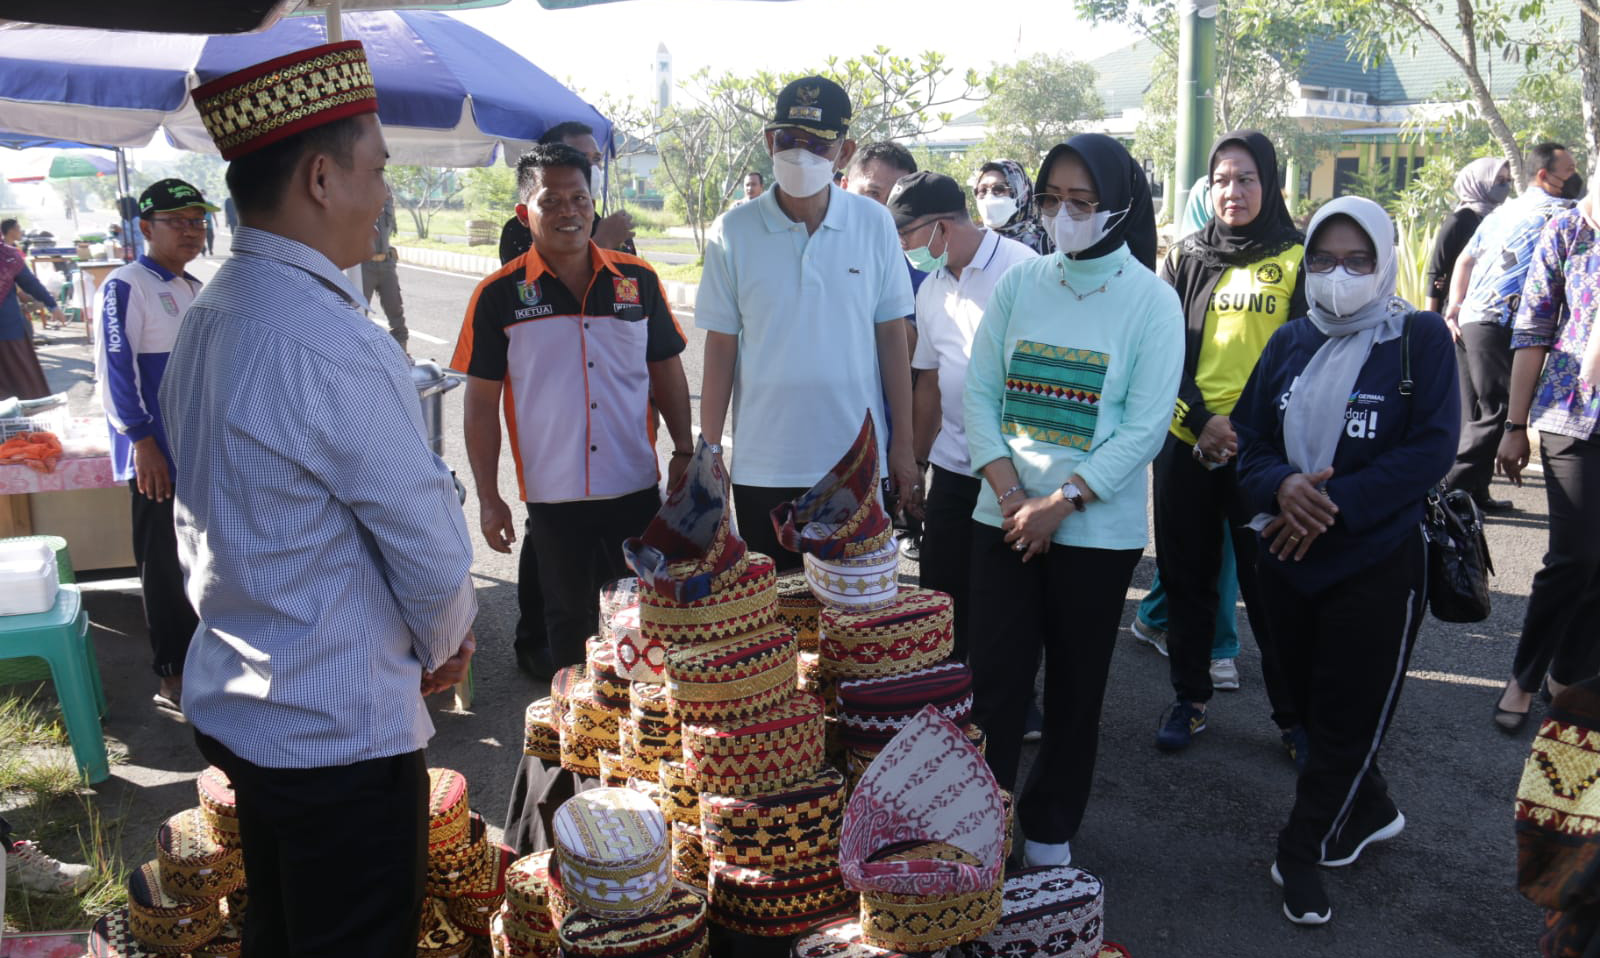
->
[[325, 0, 343, 42], [116, 145, 137, 262]]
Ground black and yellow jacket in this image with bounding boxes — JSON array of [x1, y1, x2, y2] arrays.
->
[[1160, 237, 1307, 444]]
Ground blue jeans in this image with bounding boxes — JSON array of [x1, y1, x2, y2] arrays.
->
[[1137, 520, 1241, 659]]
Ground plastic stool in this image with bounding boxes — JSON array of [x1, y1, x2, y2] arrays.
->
[[0, 586, 109, 783]]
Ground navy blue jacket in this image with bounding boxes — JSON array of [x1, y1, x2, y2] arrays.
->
[[1234, 311, 1460, 594]]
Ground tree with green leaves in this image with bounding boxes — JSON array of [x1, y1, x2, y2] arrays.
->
[[1079, 0, 1341, 215], [977, 55, 1103, 166], [1579, 3, 1600, 162], [386, 165, 463, 239]]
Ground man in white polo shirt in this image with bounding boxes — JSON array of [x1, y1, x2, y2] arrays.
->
[[696, 76, 916, 571], [889, 171, 1037, 658]]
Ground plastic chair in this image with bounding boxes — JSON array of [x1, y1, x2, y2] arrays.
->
[[0, 586, 109, 783]]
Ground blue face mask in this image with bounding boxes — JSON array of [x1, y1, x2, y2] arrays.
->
[[903, 220, 949, 273]]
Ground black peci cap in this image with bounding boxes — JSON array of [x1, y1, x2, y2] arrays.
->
[[766, 75, 852, 141], [885, 171, 967, 229]]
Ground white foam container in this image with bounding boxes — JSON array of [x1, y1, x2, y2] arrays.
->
[[0, 540, 58, 615]]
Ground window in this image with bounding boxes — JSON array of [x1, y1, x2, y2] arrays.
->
[[1334, 157, 1361, 197]]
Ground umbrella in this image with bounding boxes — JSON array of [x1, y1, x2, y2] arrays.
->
[[5, 153, 118, 183], [0, 11, 610, 166]]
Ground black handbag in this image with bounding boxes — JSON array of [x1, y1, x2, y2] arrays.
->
[[1401, 315, 1495, 622]]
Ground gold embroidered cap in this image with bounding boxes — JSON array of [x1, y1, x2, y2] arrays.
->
[[191, 41, 379, 161]]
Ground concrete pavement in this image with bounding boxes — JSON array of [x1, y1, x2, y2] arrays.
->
[[11, 253, 1549, 955]]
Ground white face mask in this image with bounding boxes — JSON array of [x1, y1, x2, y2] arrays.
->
[[771, 148, 835, 198], [1306, 267, 1386, 318], [977, 195, 1018, 228], [1043, 207, 1126, 255], [590, 165, 604, 193]]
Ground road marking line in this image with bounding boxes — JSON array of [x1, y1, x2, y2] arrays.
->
[[410, 329, 447, 344], [1404, 669, 1502, 689]]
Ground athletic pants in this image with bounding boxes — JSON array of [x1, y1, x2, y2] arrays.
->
[[968, 522, 1141, 844], [1445, 321, 1511, 497], [1258, 531, 1426, 866], [130, 478, 199, 678]]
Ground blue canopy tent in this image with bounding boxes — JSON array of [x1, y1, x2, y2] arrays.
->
[[0, 11, 610, 167]]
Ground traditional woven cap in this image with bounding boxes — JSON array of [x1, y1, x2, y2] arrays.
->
[[657, 759, 701, 826], [505, 849, 558, 920], [449, 843, 515, 936], [601, 578, 641, 637], [624, 438, 749, 603], [819, 589, 955, 681], [628, 682, 680, 759], [559, 884, 708, 958], [560, 712, 605, 778], [612, 605, 667, 684], [428, 768, 472, 851], [195, 766, 240, 849], [429, 812, 494, 899], [155, 807, 245, 903], [672, 820, 710, 887], [638, 552, 778, 648], [958, 866, 1104, 958], [1097, 944, 1133, 957], [89, 908, 166, 958], [682, 691, 826, 796], [571, 680, 623, 750], [700, 766, 846, 868], [1515, 676, 1600, 921], [552, 666, 589, 718], [840, 707, 1005, 897], [707, 859, 856, 938], [601, 749, 655, 788], [837, 662, 974, 751], [189, 920, 242, 958], [127, 860, 226, 954], [526, 697, 561, 762], [965, 723, 987, 758], [776, 572, 823, 652], [792, 916, 929, 958], [588, 636, 632, 712], [553, 788, 673, 919], [804, 540, 900, 613], [666, 621, 799, 725], [190, 41, 379, 161], [418, 896, 472, 957], [858, 843, 1002, 952], [772, 412, 892, 562]]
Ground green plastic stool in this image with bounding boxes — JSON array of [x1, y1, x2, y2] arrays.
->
[[0, 585, 109, 783], [0, 535, 76, 686]]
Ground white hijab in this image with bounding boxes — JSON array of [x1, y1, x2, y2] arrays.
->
[[1282, 196, 1410, 476]]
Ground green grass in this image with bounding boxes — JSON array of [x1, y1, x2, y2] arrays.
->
[[650, 260, 703, 285], [1, 691, 131, 933], [396, 237, 497, 254]]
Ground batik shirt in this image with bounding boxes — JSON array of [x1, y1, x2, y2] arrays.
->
[[1512, 207, 1600, 440], [1460, 190, 1573, 327]]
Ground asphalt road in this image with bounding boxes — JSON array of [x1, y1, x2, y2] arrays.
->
[[31, 255, 1549, 956]]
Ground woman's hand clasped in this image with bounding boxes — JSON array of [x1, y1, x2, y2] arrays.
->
[[1002, 495, 1066, 563], [1268, 468, 1338, 559]]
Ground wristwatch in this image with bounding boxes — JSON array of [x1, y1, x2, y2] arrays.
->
[[1503, 422, 1527, 433], [1058, 480, 1087, 512], [706, 441, 724, 455]]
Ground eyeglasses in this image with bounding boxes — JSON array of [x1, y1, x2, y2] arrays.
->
[[1305, 252, 1377, 275], [151, 216, 207, 231], [974, 183, 1013, 198], [771, 128, 836, 158], [1031, 194, 1098, 220]]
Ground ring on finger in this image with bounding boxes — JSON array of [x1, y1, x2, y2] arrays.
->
[[1014, 541, 1025, 552]]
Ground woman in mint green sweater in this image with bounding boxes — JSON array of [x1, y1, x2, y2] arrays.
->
[[963, 133, 1185, 869]]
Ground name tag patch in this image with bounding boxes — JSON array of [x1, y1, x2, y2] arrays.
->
[[515, 305, 554, 320]]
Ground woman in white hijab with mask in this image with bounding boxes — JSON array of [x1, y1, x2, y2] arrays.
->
[[1233, 196, 1461, 927]]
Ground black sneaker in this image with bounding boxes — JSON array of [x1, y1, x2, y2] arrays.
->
[[1321, 804, 1405, 868], [1271, 859, 1331, 925], [1155, 700, 1206, 752], [515, 645, 556, 682]]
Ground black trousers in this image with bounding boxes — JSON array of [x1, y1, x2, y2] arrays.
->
[[919, 465, 981, 661], [1258, 531, 1426, 866], [1445, 321, 1512, 496], [968, 522, 1141, 844], [731, 484, 808, 574], [1152, 434, 1296, 725], [514, 517, 547, 659], [129, 479, 199, 678], [527, 487, 661, 670], [360, 254, 409, 346], [1513, 432, 1600, 690], [195, 732, 428, 958]]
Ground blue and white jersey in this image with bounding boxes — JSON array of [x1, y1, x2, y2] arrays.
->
[[95, 255, 201, 482], [1458, 190, 1573, 328]]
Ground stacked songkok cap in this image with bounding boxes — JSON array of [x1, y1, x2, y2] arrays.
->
[[190, 41, 379, 161], [502, 850, 561, 956], [955, 866, 1106, 958], [839, 708, 1007, 953], [552, 788, 673, 919], [91, 768, 249, 956], [419, 769, 515, 948], [773, 413, 898, 612]]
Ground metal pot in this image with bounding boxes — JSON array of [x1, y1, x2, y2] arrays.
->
[[410, 359, 466, 503]]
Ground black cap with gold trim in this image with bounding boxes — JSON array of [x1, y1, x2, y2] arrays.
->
[[766, 75, 852, 141]]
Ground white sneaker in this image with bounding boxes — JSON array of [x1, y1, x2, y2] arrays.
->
[[5, 840, 93, 895], [1130, 619, 1169, 657], [1022, 839, 1072, 867], [1210, 657, 1241, 691]]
